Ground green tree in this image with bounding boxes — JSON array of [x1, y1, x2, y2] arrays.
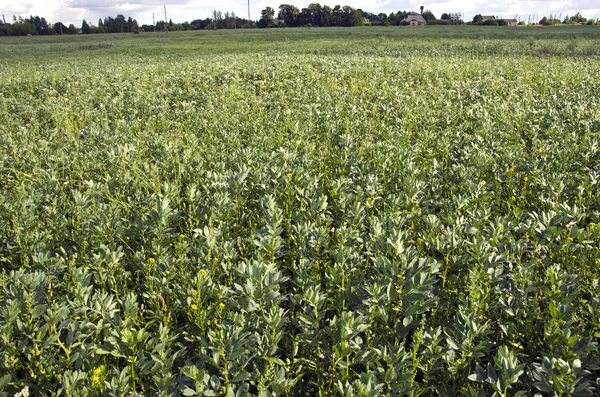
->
[[81, 19, 91, 34], [570, 12, 587, 24], [258, 7, 275, 28], [308, 3, 322, 26], [422, 10, 436, 22], [342, 6, 363, 26], [278, 4, 300, 26], [10, 20, 36, 35], [320, 5, 332, 26], [25, 16, 50, 35], [53, 22, 67, 34], [473, 14, 483, 24], [331, 5, 343, 26]]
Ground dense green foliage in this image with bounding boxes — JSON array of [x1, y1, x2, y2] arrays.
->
[[1, 27, 600, 396]]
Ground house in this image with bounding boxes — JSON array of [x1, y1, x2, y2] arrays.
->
[[481, 15, 496, 21], [504, 19, 518, 26], [403, 14, 427, 25]]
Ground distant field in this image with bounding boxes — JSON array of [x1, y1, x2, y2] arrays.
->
[[2, 25, 600, 58], [1, 27, 600, 396]]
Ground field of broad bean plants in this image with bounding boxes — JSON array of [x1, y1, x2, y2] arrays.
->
[[1, 26, 600, 396]]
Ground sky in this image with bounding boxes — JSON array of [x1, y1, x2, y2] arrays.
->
[[2, 0, 599, 26]]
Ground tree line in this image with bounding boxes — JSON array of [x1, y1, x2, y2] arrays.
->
[[140, 12, 254, 32], [0, 6, 459, 36], [539, 12, 597, 26], [259, 5, 464, 27], [0, 7, 597, 36], [0, 14, 141, 36], [471, 12, 597, 26]]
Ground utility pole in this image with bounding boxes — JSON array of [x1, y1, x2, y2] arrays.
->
[[2, 15, 5, 24], [248, 0, 250, 24], [153, 13, 155, 32], [164, 5, 168, 33]]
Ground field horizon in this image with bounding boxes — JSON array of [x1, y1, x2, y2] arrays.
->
[[2, 25, 600, 59]]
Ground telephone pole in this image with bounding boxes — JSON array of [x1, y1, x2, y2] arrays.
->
[[247, 0, 250, 23], [164, 5, 168, 33], [153, 13, 155, 32]]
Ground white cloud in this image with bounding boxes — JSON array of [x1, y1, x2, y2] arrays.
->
[[1, 0, 598, 25]]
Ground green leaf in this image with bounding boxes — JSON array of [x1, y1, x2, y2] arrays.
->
[[182, 386, 198, 396], [231, 371, 251, 383], [0, 374, 11, 389], [264, 356, 286, 366], [447, 337, 460, 350], [533, 382, 554, 392], [468, 374, 484, 383], [32, 304, 47, 319], [236, 383, 250, 397], [210, 375, 221, 390]]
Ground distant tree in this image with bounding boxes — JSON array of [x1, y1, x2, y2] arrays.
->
[[278, 4, 300, 26], [258, 6, 275, 27], [387, 11, 401, 25], [450, 13, 463, 22], [53, 22, 67, 34], [310, 4, 327, 26], [23, 15, 49, 35], [321, 5, 332, 26], [341, 6, 363, 26], [191, 18, 211, 30], [441, 13, 450, 20], [115, 14, 126, 32], [473, 14, 483, 24], [168, 23, 183, 31], [211, 10, 223, 29], [570, 12, 587, 24], [421, 10, 436, 22], [497, 18, 508, 26], [68, 23, 77, 34], [10, 20, 36, 35], [81, 19, 91, 34]]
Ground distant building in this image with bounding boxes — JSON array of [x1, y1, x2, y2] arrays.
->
[[504, 19, 518, 26], [481, 15, 496, 21], [403, 14, 427, 25]]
